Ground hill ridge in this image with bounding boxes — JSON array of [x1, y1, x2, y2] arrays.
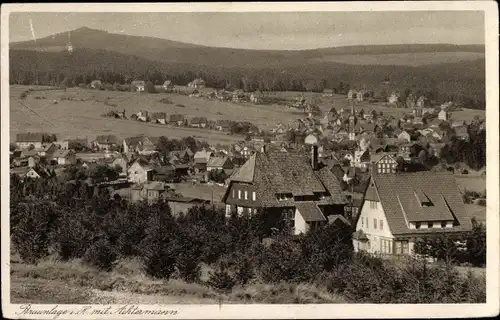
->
[[11, 27, 485, 54]]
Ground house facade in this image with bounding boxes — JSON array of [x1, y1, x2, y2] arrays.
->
[[130, 181, 170, 204], [353, 171, 472, 256], [127, 161, 156, 184], [397, 130, 411, 143], [190, 117, 208, 128], [150, 112, 167, 124], [52, 150, 77, 165], [438, 110, 449, 121]]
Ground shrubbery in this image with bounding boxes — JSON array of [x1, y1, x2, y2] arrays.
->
[[84, 237, 117, 271], [326, 253, 485, 303], [10, 174, 486, 303]]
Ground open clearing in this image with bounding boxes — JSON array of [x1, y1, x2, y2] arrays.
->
[[10, 85, 485, 143], [10, 85, 305, 143], [311, 52, 484, 66], [455, 175, 486, 193]]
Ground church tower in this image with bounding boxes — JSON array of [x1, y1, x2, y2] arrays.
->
[[348, 99, 357, 141]]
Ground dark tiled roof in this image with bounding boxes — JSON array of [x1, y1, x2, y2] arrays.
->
[[295, 201, 326, 222], [16, 132, 44, 142], [52, 150, 73, 158], [191, 117, 208, 124], [124, 136, 146, 148], [96, 135, 118, 144], [371, 171, 472, 235], [315, 167, 347, 203], [169, 114, 185, 122], [150, 112, 166, 120], [327, 214, 351, 226], [227, 150, 346, 206], [207, 156, 229, 168]]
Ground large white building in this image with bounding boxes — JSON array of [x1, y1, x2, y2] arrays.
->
[[353, 170, 472, 256]]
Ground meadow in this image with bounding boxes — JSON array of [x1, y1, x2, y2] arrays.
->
[[10, 85, 303, 143], [9, 85, 485, 144]]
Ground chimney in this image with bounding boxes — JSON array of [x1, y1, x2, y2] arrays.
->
[[311, 144, 318, 170]]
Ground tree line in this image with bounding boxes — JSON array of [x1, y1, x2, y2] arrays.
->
[[10, 49, 486, 110]]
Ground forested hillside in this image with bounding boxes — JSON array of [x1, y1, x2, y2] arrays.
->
[[9, 47, 485, 109]]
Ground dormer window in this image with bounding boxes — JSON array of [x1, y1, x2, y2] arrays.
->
[[276, 193, 292, 201], [415, 190, 433, 207]]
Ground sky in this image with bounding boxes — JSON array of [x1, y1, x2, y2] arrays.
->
[[9, 11, 485, 50]]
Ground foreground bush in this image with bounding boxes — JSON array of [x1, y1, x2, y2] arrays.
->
[[326, 254, 486, 303], [83, 237, 117, 272], [11, 202, 59, 264], [207, 264, 236, 293]]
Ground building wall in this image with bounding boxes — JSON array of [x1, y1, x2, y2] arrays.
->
[[225, 182, 258, 207], [355, 200, 394, 254], [17, 142, 43, 149], [294, 209, 309, 235], [26, 170, 40, 179], [128, 163, 148, 184]]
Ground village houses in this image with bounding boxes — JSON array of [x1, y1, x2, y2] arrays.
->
[[93, 135, 119, 151], [51, 149, 77, 165]]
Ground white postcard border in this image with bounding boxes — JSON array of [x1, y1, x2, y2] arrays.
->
[[1, 2, 499, 319]]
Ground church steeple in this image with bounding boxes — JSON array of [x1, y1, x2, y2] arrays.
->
[[348, 99, 357, 141]]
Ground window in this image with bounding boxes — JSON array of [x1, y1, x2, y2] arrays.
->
[[441, 221, 447, 228], [379, 220, 383, 230], [395, 241, 402, 254], [232, 189, 235, 198], [244, 191, 248, 200], [238, 190, 241, 199], [402, 241, 409, 254], [373, 218, 377, 229], [252, 191, 256, 201], [361, 217, 364, 227], [415, 222, 421, 229], [428, 222, 432, 229]]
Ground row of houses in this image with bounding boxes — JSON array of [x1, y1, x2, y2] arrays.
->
[[131, 110, 255, 133]]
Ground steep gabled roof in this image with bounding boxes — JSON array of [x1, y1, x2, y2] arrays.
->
[[52, 149, 73, 158], [296, 202, 326, 222], [229, 154, 256, 183], [315, 166, 348, 204], [207, 156, 229, 168], [371, 171, 472, 235]]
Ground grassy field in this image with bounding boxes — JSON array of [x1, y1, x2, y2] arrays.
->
[[311, 52, 485, 66], [9, 85, 304, 143], [10, 85, 485, 144], [10, 255, 346, 304], [455, 175, 486, 193]]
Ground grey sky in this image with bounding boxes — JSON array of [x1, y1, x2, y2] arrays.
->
[[9, 11, 485, 50]]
